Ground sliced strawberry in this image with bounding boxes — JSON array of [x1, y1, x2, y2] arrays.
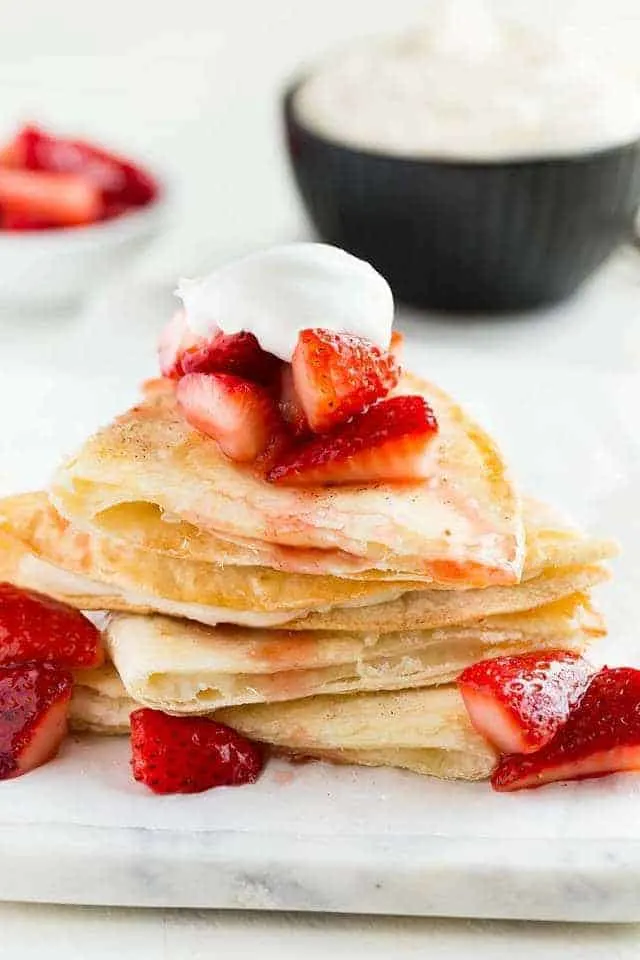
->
[[0, 167, 103, 226], [0, 663, 72, 780], [0, 583, 104, 669], [180, 330, 281, 386], [267, 395, 438, 486], [493, 667, 640, 792], [130, 708, 264, 794], [292, 329, 400, 433], [0, 212, 58, 231], [157, 310, 202, 379], [176, 372, 281, 462], [11, 125, 158, 208], [278, 365, 310, 439], [458, 652, 595, 756]]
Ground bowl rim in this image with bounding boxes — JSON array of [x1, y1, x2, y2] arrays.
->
[[284, 79, 640, 169]]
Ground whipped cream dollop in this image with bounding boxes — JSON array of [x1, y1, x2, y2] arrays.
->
[[294, 1, 640, 160], [176, 243, 394, 361]]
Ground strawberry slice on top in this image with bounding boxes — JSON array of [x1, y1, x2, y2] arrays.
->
[[492, 667, 640, 792], [268, 394, 438, 486], [278, 365, 310, 439], [180, 329, 281, 386], [292, 328, 399, 433], [130, 708, 264, 794], [158, 313, 281, 387], [0, 663, 73, 780], [176, 372, 281, 463], [0, 582, 104, 669], [458, 651, 595, 756]]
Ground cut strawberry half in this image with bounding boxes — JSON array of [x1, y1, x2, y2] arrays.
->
[[181, 330, 281, 386], [267, 394, 438, 486], [0, 212, 58, 231], [292, 328, 400, 433], [0, 167, 103, 226], [0, 583, 104, 669], [157, 309, 201, 379], [493, 667, 640, 792], [0, 663, 73, 780], [458, 651, 595, 756], [176, 372, 281, 463], [130, 708, 264, 794], [278, 365, 310, 439]]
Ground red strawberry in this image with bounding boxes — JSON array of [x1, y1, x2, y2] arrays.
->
[[130, 708, 264, 794], [0, 212, 58, 231], [292, 329, 400, 433], [181, 330, 281, 386], [157, 310, 201, 379], [0, 167, 103, 226], [176, 372, 281, 463], [11, 125, 158, 208], [0, 583, 104, 669], [458, 652, 595, 756], [278, 365, 310, 439], [0, 663, 72, 780], [492, 668, 640, 792], [267, 395, 438, 486]]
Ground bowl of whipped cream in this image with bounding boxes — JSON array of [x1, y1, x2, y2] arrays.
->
[[284, 5, 640, 311]]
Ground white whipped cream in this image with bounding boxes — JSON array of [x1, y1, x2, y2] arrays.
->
[[294, 1, 640, 160], [176, 243, 394, 361]]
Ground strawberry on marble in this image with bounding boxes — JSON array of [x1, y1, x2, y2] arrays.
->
[[0, 663, 73, 780], [458, 651, 595, 755], [493, 667, 640, 792], [130, 708, 264, 795]]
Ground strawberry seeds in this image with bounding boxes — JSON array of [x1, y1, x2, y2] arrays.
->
[[159, 316, 440, 487]]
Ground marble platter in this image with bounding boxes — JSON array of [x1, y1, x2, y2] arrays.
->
[[0, 354, 639, 921]]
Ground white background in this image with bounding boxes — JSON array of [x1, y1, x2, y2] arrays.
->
[[0, 0, 638, 276], [0, 0, 640, 955]]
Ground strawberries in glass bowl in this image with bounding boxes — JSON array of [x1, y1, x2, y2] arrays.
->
[[0, 124, 168, 305]]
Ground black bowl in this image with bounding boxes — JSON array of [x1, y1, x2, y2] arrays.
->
[[284, 84, 640, 312]]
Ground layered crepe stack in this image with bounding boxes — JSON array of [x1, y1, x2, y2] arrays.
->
[[0, 375, 614, 781]]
